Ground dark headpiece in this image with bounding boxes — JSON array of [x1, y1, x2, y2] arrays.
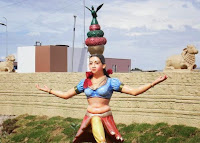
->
[[90, 54, 105, 64]]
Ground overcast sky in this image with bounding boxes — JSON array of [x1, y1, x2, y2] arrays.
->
[[0, 0, 200, 70]]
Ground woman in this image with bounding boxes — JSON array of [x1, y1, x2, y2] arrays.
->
[[36, 54, 167, 143]]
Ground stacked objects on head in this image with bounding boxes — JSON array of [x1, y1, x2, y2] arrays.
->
[[85, 18, 107, 55]]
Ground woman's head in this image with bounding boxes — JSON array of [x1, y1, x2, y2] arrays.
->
[[89, 54, 106, 73], [89, 54, 110, 77]]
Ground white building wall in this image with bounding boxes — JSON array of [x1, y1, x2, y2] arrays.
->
[[17, 46, 35, 73], [67, 47, 72, 72], [67, 47, 88, 72]]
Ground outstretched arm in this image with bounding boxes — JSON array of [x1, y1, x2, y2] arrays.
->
[[35, 84, 77, 99], [121, 75, 167, 96]]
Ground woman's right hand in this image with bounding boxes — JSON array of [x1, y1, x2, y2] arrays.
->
[[35, 84, 50, 93], [152, 75, 168, 86]]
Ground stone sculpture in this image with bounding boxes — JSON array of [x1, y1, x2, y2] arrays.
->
[[165, 45, 198, 71], [36, 3, 168, 143], [0, 55, 15, 72]]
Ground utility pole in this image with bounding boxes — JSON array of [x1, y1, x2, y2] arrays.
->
[[3, 17, 7, 57], [0, 17, 7, 57], [83, 0, 85, 48], [72, 15, 77, 72]]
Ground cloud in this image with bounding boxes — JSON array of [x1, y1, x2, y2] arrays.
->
[[0, 0, 82, 34], [27, 32, 41, 37], [99, 0, 200, 32], [102, 23, 200, 70], [126, 32, 157, 36], [0, 56, 5, 61]]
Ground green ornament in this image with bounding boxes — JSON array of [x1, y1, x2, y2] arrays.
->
[[87, 30, 104, 37], [85, 4, 104, 25], [91, 18, 98, 25]]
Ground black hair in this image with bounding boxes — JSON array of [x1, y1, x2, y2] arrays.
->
[[89, 54, 110, 78]]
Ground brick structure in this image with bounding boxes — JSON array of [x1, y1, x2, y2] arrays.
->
[[35, 45, 68, 72], [0, 72, 199, 128]]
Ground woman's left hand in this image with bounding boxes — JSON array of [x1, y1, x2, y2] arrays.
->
[[152, 75, 168, 86]]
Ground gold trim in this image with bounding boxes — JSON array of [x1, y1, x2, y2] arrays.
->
[[119, 83, 124, 92], [86, 111, 112, 117], [74, 86, 80, 94]]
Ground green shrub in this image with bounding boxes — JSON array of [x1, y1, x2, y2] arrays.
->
[[1, 114, 200, 143]]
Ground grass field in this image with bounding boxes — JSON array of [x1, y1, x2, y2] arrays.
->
[[0, 114, 200, 143]]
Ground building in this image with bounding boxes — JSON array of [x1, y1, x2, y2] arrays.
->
[[17, 45, 131, 73], [17, 45, 88, 73], [105, 58, 131, 73]]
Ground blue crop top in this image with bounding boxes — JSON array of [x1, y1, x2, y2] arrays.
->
[[74, 78, 124, 99]]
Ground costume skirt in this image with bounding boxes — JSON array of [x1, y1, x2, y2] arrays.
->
[[73, 111, 124, 143]]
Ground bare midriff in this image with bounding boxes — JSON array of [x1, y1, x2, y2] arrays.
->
[[87, 97, 111, 114]]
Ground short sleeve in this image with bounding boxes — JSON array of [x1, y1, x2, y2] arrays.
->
[[111, 78, 124, 92], [74, 79, 85, 94]]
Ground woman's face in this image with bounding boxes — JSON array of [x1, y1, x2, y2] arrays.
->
[[89, 56, 106, 74]]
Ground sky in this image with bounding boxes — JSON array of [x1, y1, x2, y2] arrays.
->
[[0, 0, 200, 71]]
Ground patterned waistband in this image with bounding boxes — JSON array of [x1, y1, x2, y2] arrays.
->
[[86, 110, 112, 117]]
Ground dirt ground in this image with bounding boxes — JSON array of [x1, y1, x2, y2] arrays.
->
[[0, 115, 16, 134]]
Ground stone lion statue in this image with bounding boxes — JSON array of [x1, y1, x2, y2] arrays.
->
[[0, 55, 15, 72], [165, 45, 198, 71]]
